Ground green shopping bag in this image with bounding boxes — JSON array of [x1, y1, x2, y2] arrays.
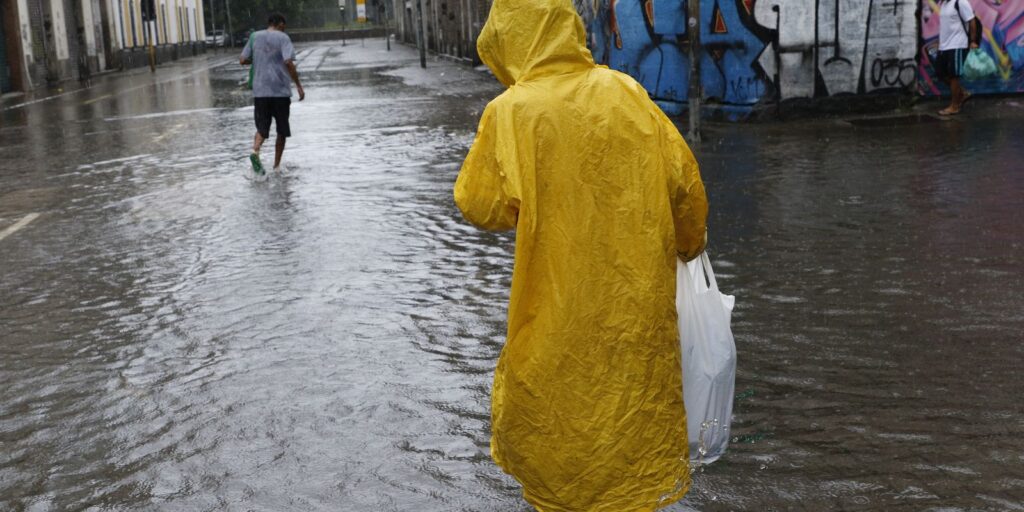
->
[[963, 49, 997, 81]]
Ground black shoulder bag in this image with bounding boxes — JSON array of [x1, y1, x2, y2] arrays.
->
[[953, 0, 983, 46]]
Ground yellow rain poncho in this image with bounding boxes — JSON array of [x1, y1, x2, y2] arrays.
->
[[454, 0, 708, 509]]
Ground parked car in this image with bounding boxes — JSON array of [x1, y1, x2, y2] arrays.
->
[[233, 29, 253, 47], [205, 30, 227, 47]]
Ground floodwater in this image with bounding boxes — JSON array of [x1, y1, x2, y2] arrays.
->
[[1, 40, 1022, 511]]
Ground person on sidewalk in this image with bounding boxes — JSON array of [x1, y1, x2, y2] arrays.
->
[[240, 13, 305, 175], [936, 0, 981, 115], [453, 0, 708, 509]]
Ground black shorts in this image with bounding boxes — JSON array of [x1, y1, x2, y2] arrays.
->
[[935, 48, 968, 82], [254, 97, 291, 138]]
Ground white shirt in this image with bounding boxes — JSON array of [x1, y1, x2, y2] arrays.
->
[[939, 0, 976, 51]]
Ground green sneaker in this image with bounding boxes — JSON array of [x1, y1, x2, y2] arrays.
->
[[249, 153, 265, 175]]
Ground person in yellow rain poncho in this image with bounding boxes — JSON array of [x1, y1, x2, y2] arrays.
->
[[453, 0, 708, 509]]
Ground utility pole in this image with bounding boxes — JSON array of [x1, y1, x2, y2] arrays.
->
[[416, 0, 427, 68], [686, 0, 701, 142]]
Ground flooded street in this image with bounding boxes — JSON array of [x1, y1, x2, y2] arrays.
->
[[1, 40, 1023, 511]]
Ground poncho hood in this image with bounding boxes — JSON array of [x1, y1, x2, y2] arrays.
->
[[477, 0, 596, 87]]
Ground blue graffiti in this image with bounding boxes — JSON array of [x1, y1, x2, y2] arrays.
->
[[701, 0, 769, 106], [587, 0, 770, 115], [590, 0, 690, 115]]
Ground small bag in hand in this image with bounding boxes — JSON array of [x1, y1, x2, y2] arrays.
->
[[677, 252, 737, 465], [963, 49, 998, 81]]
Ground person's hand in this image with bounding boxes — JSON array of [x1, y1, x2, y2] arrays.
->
[[970, 42, 980, 50], [297, 85, 305, 101]]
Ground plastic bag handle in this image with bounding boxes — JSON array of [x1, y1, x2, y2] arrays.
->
[[698, 252, 719, 293]]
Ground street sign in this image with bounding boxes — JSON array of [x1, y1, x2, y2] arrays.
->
[[357, 0, 367, 22]]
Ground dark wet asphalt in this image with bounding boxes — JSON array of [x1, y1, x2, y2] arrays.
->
[[1, 39, 1023, 511]]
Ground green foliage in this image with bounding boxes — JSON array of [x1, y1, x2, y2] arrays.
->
[[207, 0, 344, 31], [247, 0, 338, 28]]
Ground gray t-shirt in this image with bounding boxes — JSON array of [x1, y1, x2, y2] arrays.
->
[[240, 29, 296, 98]]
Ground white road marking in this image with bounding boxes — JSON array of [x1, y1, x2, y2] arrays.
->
[[0, 89, 84, 110], [87, 153, 153, 167], [105, 107, 224, 122], [82, 94, 114, 105], [153, 123, 185, 142], [0, 213, 41, 242]]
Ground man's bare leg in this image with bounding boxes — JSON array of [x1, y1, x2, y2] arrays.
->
[[253, 132, 266, 154], [941, 78, 965, 115], [951, 77, 965, 111], [274, 136, 286, 169]]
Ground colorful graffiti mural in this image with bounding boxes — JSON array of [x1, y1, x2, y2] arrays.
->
[[704, 0, 771, 106], [584, 0, 918, 111], [587, 0, 690, 114], [580, 0, 1024, 117], [920, 0, 1024, 95], [585, 0, 770, 115]]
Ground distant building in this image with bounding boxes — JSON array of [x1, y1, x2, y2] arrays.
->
[[0, 0, 207, 94], [392, 0, 488, 64]]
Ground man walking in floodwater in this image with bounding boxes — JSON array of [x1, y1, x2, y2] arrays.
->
[[935, 0, 980, 115], [454, 0, 708, 509], [240, 13, 305, 175]]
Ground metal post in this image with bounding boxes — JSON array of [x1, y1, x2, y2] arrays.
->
[[461, 0, 468, 58], [383, 4, 390, 51], [35, 0, 53, 80], [225, 0, 233, 48], [416, 0, 426, 68], [209, 0, 217, 51], [430, 0, 439, 55], [773, 6, 781, 118], [144, 0, 155, 71], [686, 0, 701, 142]]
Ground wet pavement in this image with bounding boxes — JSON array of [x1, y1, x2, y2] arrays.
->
[[1, 39, 1023, 511]]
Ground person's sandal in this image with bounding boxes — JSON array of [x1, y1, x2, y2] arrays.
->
[[249, 153, 265, 175], [938, 107, 960, 116]]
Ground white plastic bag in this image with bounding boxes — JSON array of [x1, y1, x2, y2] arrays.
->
[[677, 252, 736, 465]]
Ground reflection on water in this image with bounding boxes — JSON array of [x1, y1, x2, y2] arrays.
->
[[1, 42, 1022, 511], [690, 117, 1024, 510]]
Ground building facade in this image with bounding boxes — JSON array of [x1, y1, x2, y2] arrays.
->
[[0, 0, 206, 94], [392, 0, 489, 63]]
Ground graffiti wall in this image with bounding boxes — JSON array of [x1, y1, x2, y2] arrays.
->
[[703, 0, 771, 107], [754, 0, 918, 99], [920, 0, 1024, 95], [579, 0, 1023, 116], [585, 0, 771, 115]]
